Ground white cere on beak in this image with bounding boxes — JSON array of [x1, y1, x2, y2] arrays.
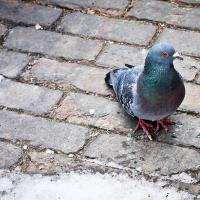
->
[[173, 52, 183, 60]]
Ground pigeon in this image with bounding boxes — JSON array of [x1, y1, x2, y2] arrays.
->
[[105, 43, 185, 140]]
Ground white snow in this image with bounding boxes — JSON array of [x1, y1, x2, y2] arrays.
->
[[0, 172, 193, 200], [0, 177, 12, 191], [170, 172, 197, 183], [45, 149, 54, 154], [89, 109, 95, 115], [23, 145, 28, 150], [35, 24, 43, 30]]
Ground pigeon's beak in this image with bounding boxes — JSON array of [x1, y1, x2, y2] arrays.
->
[[173, 52, 183, 60]]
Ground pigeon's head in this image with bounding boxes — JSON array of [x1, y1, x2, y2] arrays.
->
[[145, 43, 183, 70]]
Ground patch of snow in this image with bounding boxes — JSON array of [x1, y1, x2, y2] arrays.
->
[[170, 172, 196, 183], [89, 109, 95, 115], [135, 166, 143, 172], [68, 154, 74, 158], [0, 75, 4, 82], [23, 145, 28, 150], [0, 172, 194, 200], [0, 177, 12, 192], [35, 24, 43, 30], [45, 149, 54, 154]]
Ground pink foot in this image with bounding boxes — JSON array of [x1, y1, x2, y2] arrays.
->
[[155, 118, 174, 133], [135, 119, 153, 140]]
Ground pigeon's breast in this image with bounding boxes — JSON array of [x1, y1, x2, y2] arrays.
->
[[132, 73, 185, 121]]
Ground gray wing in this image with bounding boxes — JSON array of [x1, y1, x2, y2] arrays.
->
[[112, 65, 144, 116]]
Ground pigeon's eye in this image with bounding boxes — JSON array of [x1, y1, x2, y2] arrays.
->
[[161, 52, 169, 58]]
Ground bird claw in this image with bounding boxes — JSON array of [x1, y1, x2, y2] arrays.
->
[[155, 118, 173, 133], [134, 119, 153, 140]]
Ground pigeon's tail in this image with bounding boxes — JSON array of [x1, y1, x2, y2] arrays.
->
[[105, 69, 127, 88], [105, 72, 112, 87], [105, 69, 120, 87]]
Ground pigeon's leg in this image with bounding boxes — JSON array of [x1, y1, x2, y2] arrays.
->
[[135, 119, 153, 140], [155, 118, 174, 133]]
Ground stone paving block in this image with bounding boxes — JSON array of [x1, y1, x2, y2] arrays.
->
[[96, 44, 147, 68], [157, 28, 200, 57], [0, 24, 7, 38], [0, 110, 89, 153], [84, 133, 200, 175], [179, 83, 200, 113], [0, 50, 29, 78], [96, 43, 200, 81], [158, 114, 200, 148], [25, 58, 110, 95], [26, 151, 121, 174], [4, 27, 103, 61], [53, 89, 200, 135], [42, 0, 129, 10], [178, 0, 200, 4], [174, 56, 200, 82], [53, 92, 136, 133], [58, 13, 157, 45], [128, 0, 200, 30], [0, 141, 22, 168], [0, 76, 62, 114], [0, 0, 62, 26], [196, 73, 200, 84]]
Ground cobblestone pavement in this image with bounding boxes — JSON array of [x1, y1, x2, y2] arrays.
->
[[0, 0, 200, 198]]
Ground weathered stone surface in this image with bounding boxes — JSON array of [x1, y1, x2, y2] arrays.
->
[[196, 73, 200, 84], [0, 24, 7, 38], [96, 44, 147, 68], [27, 151, 122, 174], [174, 56, 200, 82], [53, 92, 136, 133], [58, 13, 157, 45], [96, 43, 199, 82], [128, 0, 200, 30], [85, 133, 200, 175], [0, 110, 89, 153], [4, 27, 103, 61], [178, 0, 200, 4], [157, 28, 200, 57], [179, 83, 200, 113], [0, 76, 62, 114], [158, 114, 200, 148], [25, 58, 110, 95], [0, 0, 62, 26], [0, 50, 29, 78], [42, 0, 129, 10], [0, 141, 22, 168]]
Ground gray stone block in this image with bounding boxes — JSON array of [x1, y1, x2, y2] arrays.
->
[[0, 141, 22, 168], [0, 76, 63, 114], [128, 0, 200, 30], [4, 27, 103, 60], [0, 24, 7, 38], [0, 0, 62, 26], [85, 133, 200, 175], [157, 28, 200, 57], [0, 50, 29, 78], [53, 92, 136, 133], [42, 0, 129, 10], [0, 110, 90, 153], [25, 58, 110, 95], [58, 13, 157, 45]]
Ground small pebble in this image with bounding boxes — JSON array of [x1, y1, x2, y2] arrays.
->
[[68, 154, 74, 158], [89, 109, 95, 115], [46, 149, 54, 154], [23, 145, 28, 150], [35, 24, 43, 30]]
